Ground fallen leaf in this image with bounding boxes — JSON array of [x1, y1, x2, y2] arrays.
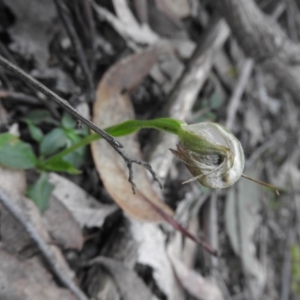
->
[[91, 49, 174, 221], [3, 0, 56, 69], [92, 1, 158, 45], [168, 231, 223, 300], [225, 166, 266, 297], [0, 249, 76, 300], [43, 196, 84, 250], [48, 172, 118, 228], [0, 166, 75, 284], [88, 256, 154, 300], [0, 167, 33, 254], [130, 219, 185, 300]]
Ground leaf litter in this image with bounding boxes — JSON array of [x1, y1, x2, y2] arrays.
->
[[3, 0, 57, 70], [0, 166, 78, 299], [1, 1, 299, 299]]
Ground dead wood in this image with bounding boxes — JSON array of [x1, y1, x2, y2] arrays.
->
[[211, 0, 300, 101]]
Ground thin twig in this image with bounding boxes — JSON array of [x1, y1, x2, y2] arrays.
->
[[83, 0, 96, 63], [0, 187, 90, 300], [53, 0, 94, 102], [0, 54, 160, 193], [82, 0, 96, 74], [0, 89, 40, 105]]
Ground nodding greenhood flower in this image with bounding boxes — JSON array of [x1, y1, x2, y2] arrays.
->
[[170, 122, 245, 189]]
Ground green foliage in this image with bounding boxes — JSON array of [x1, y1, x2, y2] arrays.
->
[[38, 113, 87, 167], [291, 244, 300, 297], [40, 158, 81, 174], [61, 112, 77, 129], [24, 119, 44, 142], [23, 111, 88, 173], [0, 133, 37, 169], [0, 111, 87, 212], [27, 172, 54, 212], [40, 127, 67, 157]]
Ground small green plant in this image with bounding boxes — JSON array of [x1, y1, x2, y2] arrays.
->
[[0, 110, 88, 211], [0, 114, 278, 211]]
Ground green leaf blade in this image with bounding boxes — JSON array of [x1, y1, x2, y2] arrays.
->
[[39, 128, 67, 157], [39, 158, 81, 174], [27, 173, 54, 212], [0, 133, 37, 169], [24, 119, 44, 142]]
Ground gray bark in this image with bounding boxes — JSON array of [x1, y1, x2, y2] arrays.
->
[[211, 0, 300, 101]]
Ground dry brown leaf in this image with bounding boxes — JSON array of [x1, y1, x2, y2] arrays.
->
[[91, 49, 174, 221], [48, 172, 118, 228], [0, 249, 76, 300]]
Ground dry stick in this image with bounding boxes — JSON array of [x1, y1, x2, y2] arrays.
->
[[53, 0, 94, 102], [0, 187, 90, 300], [0, 90, 40, 105], [0, 54, 160, 193], [82, 0, 96, 71]]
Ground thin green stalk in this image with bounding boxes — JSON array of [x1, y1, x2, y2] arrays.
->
[[39, 118, 184, 168]]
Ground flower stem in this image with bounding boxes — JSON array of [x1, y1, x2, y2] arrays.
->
[[40, 118, 184, 167]]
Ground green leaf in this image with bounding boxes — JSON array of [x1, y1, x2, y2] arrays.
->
[[24, 119, 44, 142], [0, 133, 37, 169], [64, 128, 81, 144], [40, 158, 81, 174], [40, 128, 67, 157], [24, 109, 58, 125], [27, 173, 54, 212], [61, 113, 76, 129], [64, 147, 86, 169], [75, 126, 89, 136]]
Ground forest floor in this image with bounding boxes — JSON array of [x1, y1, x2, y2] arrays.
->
[[0, 1, 299, 300]]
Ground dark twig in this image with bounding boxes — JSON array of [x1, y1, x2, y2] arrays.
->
[[0, 187, 90, 300], [0, 89, 40, 105], [53, 0, 94, 102], [83, 0, 96, 68], [0, 54, 161, 193]]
